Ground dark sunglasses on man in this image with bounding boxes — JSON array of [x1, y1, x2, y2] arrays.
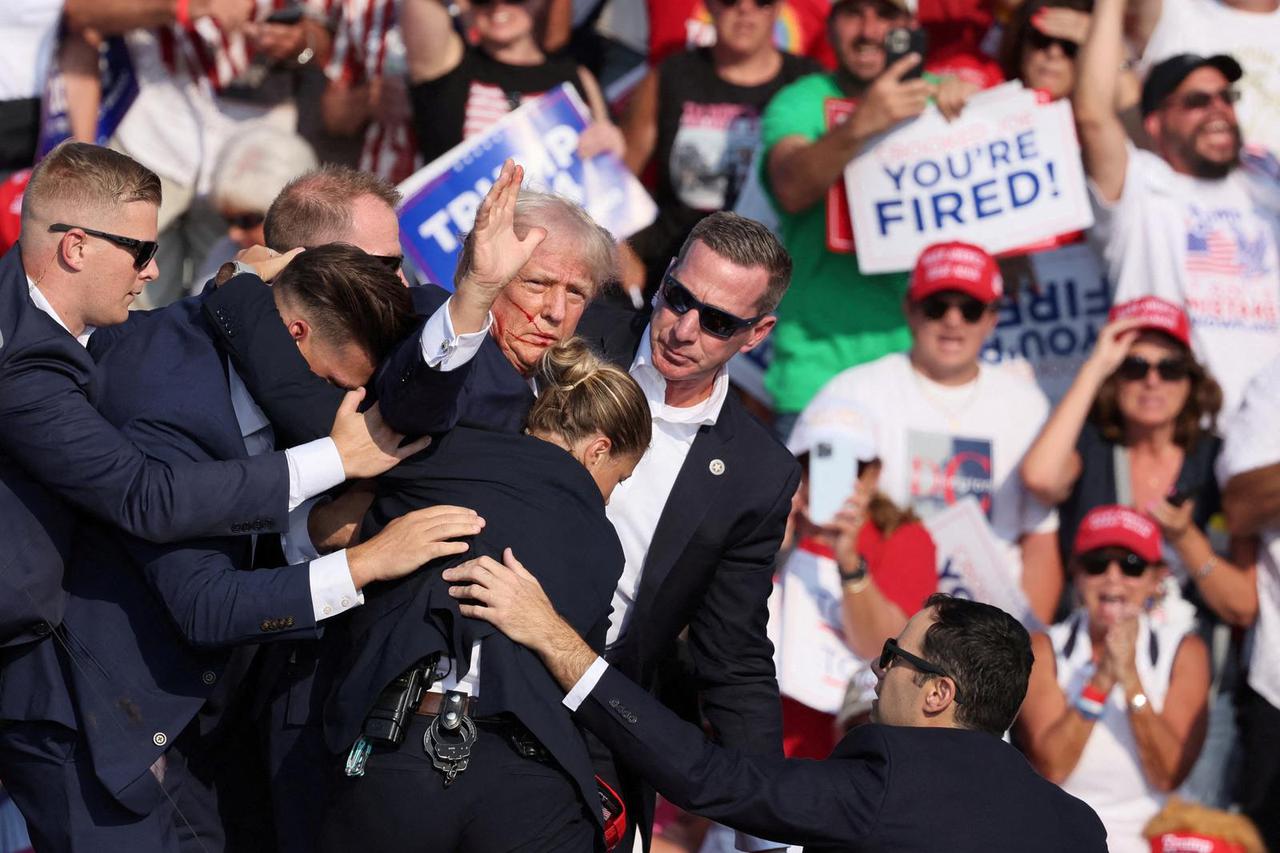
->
[[1165, 87, 1241, 112], [224, 211, 266, 230], [1115, 354, 1189, 383], [49, 223, 159, 271], [878, 638, 963, 702], [660, 270, 767, 340], [1078, 548, 1150, 578], [918, 292, 992, 323]]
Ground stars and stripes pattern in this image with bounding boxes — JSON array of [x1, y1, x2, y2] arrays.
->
[[1186, 227, 1244, 276]]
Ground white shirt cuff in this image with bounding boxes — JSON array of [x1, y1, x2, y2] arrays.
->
[[308, 549, 364, 621], [561, 656, 609, 711], [282, 495, 329, 564], [285, 437, 345, 511], [734, 832, 789, 852], [419, 296, 492, 371]]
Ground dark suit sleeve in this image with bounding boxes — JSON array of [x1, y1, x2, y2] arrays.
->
[[0, 348, 291, 541], [577, 666, 885, 848], [372, 313, 474, 437], [687, 463, 800, 756], [202, 273, 344, 445]]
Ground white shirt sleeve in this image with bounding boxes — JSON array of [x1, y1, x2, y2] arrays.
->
[[419, 296, 493, 371], [1218, 355, 1280, 483], [284, 438, 346, 512], [308, 549, 364, 621], [561, 656, 610, 711]]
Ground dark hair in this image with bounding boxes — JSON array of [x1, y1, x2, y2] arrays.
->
[[526, 338, 651, 460], [22, 141, 161, 230], [916, 593, 1033, 735], [1090, 335, 1222, 449], [997, 0, 1093, 83], [264, 165, 402, 251], [272, 243, 415, 364], [676, 212, 793, 313]]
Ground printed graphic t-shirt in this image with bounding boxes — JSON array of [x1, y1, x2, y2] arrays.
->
[[794, 352, 1058, 584], [760, 73, 912, 414], [409, 47, 587, 165], [1090, 144, 1280, 418]]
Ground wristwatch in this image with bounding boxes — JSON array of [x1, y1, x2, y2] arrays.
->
[[215, 259, 257, 286], [839, 557, 871, 594], [1128, 692, 1150, 712]]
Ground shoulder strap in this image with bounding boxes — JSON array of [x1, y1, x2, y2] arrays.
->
[[1113, 444, 1133, 506]]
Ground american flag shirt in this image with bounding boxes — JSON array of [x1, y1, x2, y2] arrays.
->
[[1090, 142, 1280, 418], [326, 0, 420, 184]]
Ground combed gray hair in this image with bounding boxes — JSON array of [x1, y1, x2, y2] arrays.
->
[[212, 127, 318, 215], [454, 189, 618, 294]]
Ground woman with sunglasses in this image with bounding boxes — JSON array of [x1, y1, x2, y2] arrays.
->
[[401, 0, 624, 168], [1016, 504, 1209, 853]]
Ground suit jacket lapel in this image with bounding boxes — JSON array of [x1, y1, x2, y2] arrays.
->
[[633, 406, 736, 615]]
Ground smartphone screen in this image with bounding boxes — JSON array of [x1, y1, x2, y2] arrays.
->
[[808, 436, 859, 526]]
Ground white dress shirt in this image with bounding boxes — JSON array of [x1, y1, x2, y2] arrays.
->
[[604, 329, 729, 647]]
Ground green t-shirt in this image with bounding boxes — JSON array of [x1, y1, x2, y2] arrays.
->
[[760, 72, 912, 414]]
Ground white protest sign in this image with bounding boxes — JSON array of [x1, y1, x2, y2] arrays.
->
[[845, 82, 1094, 274], [769, 545, 871, 714], [982, 243, 1113, 404], [923, 497, 1043, 630]]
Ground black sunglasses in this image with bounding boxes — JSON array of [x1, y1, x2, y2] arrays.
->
[[1116, 355, 1189, 382], [373, 253, 403, 274], [224, 211, 266, 230], [1025, 29, 1078, 58], [49, 223, 159, 270], [918, 293, 991, 323], [1166, 88, 1241, 111], [1079, 548, 1150, 577], [878, 638, 948, 678], [660, 271, 767, 340]]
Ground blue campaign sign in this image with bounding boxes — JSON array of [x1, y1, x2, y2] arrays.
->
[[39, 37, 139, 158], [397, 84, 656, 289]]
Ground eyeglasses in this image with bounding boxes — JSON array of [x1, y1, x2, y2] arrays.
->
[[373, 254, 403, 274], [1079, 548, 1150, 578], [49, 223, 159, 270], [918, 293, 991, 323], [223, 211, 266, 230], [879, 638, 951, 679], [1165, 88, 1241, 111], [1116, 355, 1190, 382], [660, 271, 767, 340], [1025, 29, 1078, 58]]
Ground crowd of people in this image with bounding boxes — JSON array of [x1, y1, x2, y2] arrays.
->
[[2, 0, 1280, 852]]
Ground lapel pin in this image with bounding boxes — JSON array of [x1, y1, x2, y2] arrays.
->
[[709, 459, 725, 476]]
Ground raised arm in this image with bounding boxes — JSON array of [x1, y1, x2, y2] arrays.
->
[[1022, 318, 1143, 505], [1016, 632, 1096, 783], [1072, 0, 1131, 203], [766, 53, 930, 215], [64, 0, 254, 35], [401, 0, 465, 84]]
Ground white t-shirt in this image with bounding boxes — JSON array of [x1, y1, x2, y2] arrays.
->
[[1216, 355, 1280, 710], [795, 352, 1057, 585], [1140, 0, 1280, 151], [0, 0, 62, 101], [1090, 145, 1280, 418]]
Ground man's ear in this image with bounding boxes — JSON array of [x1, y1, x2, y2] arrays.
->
[[58, 230, 88, 272], [738, 314, 777, 355], [286, 318, 309, 344], [922, 676, 959, 718]]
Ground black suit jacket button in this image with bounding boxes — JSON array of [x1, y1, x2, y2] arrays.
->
[[609, 699, 619, 708], [283, 616, 294, 628], [260, 619, 273, 632], [33, 621, 51, 636], [626, 713, 638, 724]]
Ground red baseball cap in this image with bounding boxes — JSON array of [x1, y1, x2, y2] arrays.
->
[[1150, 833, 1245, 853], [1107, 297, 1191, 348], [908, 241, 1003, 304], [1073, 505, 1162, 563]]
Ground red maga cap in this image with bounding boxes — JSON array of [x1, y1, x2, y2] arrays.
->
[[908, 241, 1003, 304], [1107, 296, 1192, 348], [1073, 505, 1162, 563], [1150, 832, 1246, 853]]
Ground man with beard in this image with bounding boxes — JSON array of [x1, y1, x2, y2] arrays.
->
[[759, 0, 977, 439], [1075, 0, 1280, 418]]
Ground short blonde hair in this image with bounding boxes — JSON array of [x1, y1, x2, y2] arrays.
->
[[22, 142, 161, 230]]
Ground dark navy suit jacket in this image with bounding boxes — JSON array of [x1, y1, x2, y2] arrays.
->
[[578, 666, 1109, 853], [326, 427, 622, 833], [5, 292, 326, 817], [0, 248, 290, 650]]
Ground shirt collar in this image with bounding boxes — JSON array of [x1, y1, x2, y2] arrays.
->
[[630, 325, 729, 427], [27, 276, 94, 348]]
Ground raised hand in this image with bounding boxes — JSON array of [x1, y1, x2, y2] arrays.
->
[[1033, 7, 1091, 45], [1083, 316, 1145, 378], [450, 159, 548, 333], [849, 53, 934, 141], [832, 480, 874, 572], [329, 389, 433, 479], [347, 505, 484, 587]]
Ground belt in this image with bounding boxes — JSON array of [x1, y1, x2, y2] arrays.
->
[[416, 691, 478, 718]]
